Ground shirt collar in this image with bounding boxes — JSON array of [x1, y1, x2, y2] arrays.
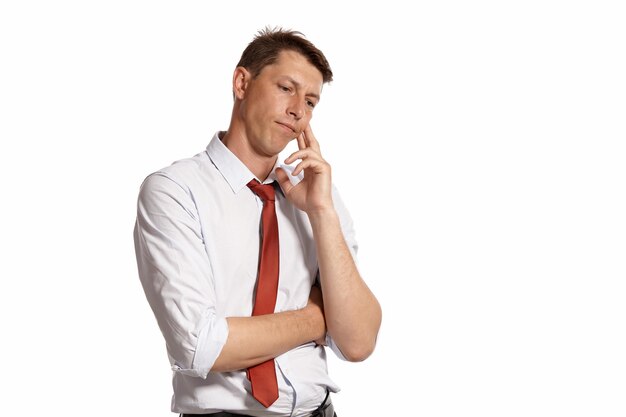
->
[[206, 131, 280, 194]]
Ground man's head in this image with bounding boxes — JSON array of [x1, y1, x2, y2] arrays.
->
[[236, 27, 333, 84], [226, 28, 333, 161]]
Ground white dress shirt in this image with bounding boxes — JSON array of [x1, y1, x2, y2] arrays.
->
[[134, 132, 358, 416]]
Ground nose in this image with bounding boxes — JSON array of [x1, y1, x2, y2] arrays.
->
[[287, 97, 305, 120]]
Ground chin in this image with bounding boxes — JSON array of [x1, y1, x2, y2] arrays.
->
[[276, 135, 296, 149], [273, 143, 290, 155], [261, 141, 288, 158]]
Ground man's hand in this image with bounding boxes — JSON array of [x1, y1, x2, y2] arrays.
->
[[276, 125, 333, 216]]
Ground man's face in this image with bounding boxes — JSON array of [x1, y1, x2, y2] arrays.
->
[[238, 50, 324, 157]]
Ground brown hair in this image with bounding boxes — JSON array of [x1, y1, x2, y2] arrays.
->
[[236, 27, 333, 83]]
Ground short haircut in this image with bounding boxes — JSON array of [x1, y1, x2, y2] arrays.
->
[[236, 27, 333, 84]]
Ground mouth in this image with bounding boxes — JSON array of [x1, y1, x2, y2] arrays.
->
[[276, 121, 297, 134]]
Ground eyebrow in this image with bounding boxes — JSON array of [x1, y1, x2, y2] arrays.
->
[[284, 76, 321, 101]]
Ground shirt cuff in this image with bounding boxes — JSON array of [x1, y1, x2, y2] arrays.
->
[[325, 334, 347, 361], [172, 311, 229, 378]]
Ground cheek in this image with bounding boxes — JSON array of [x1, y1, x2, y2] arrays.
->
[[303, 112, 314, 126], [244, 98, 267, 124]]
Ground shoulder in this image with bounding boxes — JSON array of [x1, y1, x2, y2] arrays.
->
[[140, 150, 214, 193], [136, 149, 218, 210]]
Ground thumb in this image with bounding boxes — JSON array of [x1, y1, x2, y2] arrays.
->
[[275, 167, 294, 194]]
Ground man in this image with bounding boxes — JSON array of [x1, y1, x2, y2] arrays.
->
[[134, 27, 382, 417]]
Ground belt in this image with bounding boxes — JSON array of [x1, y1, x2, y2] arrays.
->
[[181, 390, 334, 417]]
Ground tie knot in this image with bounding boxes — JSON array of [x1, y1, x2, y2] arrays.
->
[[247, 179, 276, 202]]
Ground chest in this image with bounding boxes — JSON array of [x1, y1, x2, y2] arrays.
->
[[193, 184, 318, 316]]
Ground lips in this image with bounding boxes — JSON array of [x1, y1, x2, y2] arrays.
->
[[276, 121, 296, 134]]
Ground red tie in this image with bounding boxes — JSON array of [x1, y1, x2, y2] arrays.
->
[[246, 179, 280, 407]]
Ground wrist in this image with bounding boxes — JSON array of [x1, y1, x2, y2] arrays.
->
[[302, 302, 326, 341], [306, 206, 338, 225]]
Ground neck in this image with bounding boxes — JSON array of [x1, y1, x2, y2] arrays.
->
[[221, 129, 277, 182]]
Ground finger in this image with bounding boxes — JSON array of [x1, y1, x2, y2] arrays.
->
[[284, 148, 320, 165], [275, 167, 295, 194], [292, 158, 326, 176], [315, 337, 328, 347], [303, 124, 321, 153], [297, 131, 307, 151]]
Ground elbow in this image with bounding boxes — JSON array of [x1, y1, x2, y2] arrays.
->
[[332, 304, 382, 362], [341, 340, 376, 362]]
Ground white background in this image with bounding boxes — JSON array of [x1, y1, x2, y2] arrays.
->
[[1, 1, 625, 416]]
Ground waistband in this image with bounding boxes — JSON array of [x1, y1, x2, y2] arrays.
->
[[181, 390, 333, 417]]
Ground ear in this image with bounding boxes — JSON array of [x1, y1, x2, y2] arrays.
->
[[232, 67, 251, 100]]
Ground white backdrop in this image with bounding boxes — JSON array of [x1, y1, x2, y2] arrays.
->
[[1, 1, 625, 416]]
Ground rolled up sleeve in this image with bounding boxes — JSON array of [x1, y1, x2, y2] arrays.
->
[[133, 172, 227, 378]]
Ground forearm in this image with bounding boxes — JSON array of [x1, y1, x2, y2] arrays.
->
[[211, 302, 325, 372], [309, 208, 382, 361]]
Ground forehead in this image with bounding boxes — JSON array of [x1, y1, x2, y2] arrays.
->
[[261, 50, 323, 93]]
